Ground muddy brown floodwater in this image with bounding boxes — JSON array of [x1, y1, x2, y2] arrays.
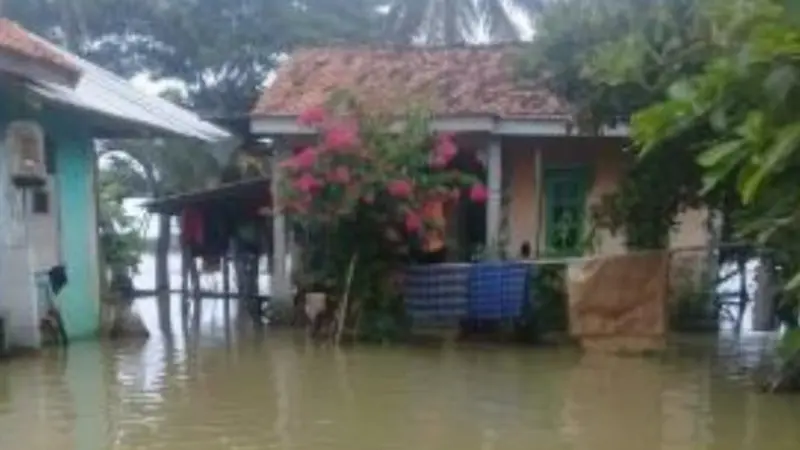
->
[[0, 298, 799, 450]]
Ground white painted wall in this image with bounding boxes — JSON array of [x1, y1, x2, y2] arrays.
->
[[28, 175, 61, 271], [0, 131, 41, 349]]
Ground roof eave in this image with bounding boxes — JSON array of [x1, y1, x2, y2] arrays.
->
[[27, 82, 231, 142], [250, 113, 629, 138]]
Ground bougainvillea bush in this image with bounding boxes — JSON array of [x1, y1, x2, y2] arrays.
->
[[280, 101, 487, 341]]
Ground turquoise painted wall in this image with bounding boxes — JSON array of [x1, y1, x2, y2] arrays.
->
[[0, 95, 101, 340]]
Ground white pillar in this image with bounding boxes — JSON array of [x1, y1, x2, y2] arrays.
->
[[485, 136, 502, 258], [533, 146, 544, 257], [271, 146, 291, 318]]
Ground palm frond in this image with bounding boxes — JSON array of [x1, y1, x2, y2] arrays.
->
[[381, 0, 540, 45], [479, 0, 520, 42]]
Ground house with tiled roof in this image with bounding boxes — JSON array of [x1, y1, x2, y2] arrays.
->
[[251, 46, 709, 300], [0, 19, 229, 350]]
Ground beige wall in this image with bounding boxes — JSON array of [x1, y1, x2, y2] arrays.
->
[[503, 137, 709, 257]]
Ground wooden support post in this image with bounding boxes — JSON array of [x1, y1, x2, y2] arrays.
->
[[222, 253, 231, 307], [188, 254, 200, 301], [180, 245, 190, 318], [180, 244, 189, 297]]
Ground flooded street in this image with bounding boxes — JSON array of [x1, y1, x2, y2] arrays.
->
[[0, 298, 798, 450]]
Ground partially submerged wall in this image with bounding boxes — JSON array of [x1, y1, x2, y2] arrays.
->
[[567, 251, 669, 353]]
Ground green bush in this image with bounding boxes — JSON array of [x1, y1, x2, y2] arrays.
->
[[517, 264, 569, 342]]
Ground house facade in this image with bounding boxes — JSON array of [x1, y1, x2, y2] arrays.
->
[[0, 19, 229, 349], [249, 45, 710, 304]]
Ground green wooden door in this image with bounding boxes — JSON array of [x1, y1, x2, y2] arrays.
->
[[543, 167, 590, 256]]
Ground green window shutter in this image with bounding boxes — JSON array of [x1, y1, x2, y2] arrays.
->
[[543, 167, 590, 256]]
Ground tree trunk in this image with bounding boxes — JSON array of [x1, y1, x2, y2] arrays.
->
[[736, 253, 749, 332]]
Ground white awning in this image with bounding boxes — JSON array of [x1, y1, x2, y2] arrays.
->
[[24, 35, 230, 142]]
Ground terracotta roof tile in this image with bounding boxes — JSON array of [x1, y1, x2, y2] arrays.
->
[[0, 18, 79, 77], [253, 45, 569, 119]]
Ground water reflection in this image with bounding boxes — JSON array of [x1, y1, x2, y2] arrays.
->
[[0, 297, 799, 450]]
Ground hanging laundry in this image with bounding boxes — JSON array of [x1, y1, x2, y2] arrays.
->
[[181, 207, 204, 256], [403, 264, 470, 326], [467, 262, 532, 321]]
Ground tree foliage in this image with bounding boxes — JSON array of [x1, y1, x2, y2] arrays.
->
[[521, 0, 713, 249], [524, 0, 800, 329], [4, 0, 379, 114], [97, 169, 145, 276], [631, 0, 800, 290]]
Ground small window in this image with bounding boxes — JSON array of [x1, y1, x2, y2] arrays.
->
[[32, 189, 49, 214], [544, 167, 590, 256]]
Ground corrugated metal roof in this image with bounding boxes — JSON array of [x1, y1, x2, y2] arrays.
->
[[22, 32, 230, 142]]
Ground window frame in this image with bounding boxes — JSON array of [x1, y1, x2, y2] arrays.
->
[[542, 165, 592, 257]]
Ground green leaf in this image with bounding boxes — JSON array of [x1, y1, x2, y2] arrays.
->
[[697, 140, 743, 167], [735, 111, 766, 142], [667, 80, 695, 101], [709, 107, 728, 132], [742, 123, 800, 203], [763, 65, 797, 104], [778, 329, 800, 360]]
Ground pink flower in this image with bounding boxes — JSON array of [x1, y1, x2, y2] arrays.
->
[[421, 201, 446, 230], [449, 189, 461, 201], [387, 179, 413, 198], [329, 166, 351, 184], [283, 147, 317, 170], [323, 123, 359, 150], [297, 106, 327, 126], [469, 184, 488, 203], [404, 211, 422, 232], [294, 173, 322, 193], [431, 133, 458, 168]]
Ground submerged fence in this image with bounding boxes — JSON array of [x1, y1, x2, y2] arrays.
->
[[401, 243, 772, 335]]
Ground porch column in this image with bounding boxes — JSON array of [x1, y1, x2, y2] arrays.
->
[[271, 144, 291, 321], [485, 135, 502, 257]]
